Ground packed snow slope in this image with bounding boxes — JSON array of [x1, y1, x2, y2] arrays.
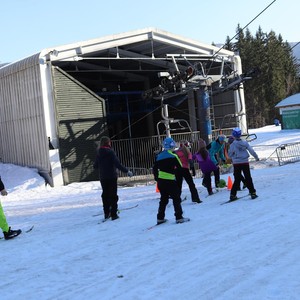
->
[[1, 125, 300, 300]]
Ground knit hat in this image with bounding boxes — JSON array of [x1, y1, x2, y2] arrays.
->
[[198, 138, 206, 149], [100, 136, 111, 147]]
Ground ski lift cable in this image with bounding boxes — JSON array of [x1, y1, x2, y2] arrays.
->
[[207, 0, 277, 76]]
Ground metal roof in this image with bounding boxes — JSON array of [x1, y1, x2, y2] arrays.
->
[[1, 27, 238, 94], [37, 27, 237, 93], [40, 27, 234, 62], [275, 93, 300, 107]]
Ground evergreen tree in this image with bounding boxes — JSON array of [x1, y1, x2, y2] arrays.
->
[[230, 25, 300, 128], [223, 36, 234, 51]]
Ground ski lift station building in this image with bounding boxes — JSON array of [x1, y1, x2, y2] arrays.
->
[[0, 28, 248, 186]]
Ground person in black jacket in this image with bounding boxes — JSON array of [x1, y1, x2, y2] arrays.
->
[[153, 137, 190, 224], [0, 176, 22, 240], [94, 136, 133, 221]]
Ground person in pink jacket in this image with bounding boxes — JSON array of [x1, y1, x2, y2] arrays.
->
[[175, 141, 201, 203]]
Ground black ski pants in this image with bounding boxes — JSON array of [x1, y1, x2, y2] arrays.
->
[[100, 178, 119, 218], [231, 163, 256, 196], [157, 179, 183, 221], [175, 168, 200, 201]]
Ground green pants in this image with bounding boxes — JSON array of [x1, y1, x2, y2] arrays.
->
[[0, 202, 9, 232]]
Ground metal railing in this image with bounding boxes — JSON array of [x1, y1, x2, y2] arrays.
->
[[113, 131, 202, 185], [275, 142, 300, 166]]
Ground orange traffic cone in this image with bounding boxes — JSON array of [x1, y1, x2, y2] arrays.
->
[[227, 176, 233, 190], [156, 183, 160, 193]]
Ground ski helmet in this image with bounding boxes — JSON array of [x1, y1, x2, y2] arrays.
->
[[163, 137, 176, 150], [232, 127, 242, 138]]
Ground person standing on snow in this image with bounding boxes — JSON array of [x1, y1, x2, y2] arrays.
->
[[175, 141, 202, 203], [228, 128, 259, 201], [0, 176, 22, 240], [227, 135, 247, 190], [207, 134, 226, 188], [193, 139, 218, 196], [153, 137, 190, 224], [94, 136, 133, 221]]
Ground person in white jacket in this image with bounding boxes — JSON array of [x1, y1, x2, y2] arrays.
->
[[228, 128, 259, 201]]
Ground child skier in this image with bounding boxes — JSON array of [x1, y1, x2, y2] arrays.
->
[[227, 135, 247, 190], [153, 137, 190, 224], [207, 135, 226, 188], [175, 141, 201, 203], [228, 128, 259, 201], [193, 138, 218, 196]]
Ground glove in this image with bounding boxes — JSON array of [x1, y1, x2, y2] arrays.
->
[[255, 157, 259, 161], [0, 189, 8, 196], [127, 171, 133, 177]]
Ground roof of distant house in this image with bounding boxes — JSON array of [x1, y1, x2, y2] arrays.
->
[[275, 93, 300, 107]]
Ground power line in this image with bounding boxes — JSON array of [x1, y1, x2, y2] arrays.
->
[[208, 0, 277, 73]]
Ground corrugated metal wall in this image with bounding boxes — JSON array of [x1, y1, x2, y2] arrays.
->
[[52, 67, 107, 184], [0, 54, 50, 173]]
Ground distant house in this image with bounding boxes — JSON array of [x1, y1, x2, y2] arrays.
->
[[275, 93, 300, 129]]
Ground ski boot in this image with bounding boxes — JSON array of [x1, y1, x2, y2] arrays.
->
[[3, 227, 22, 240], [176, 217, 190, 224]]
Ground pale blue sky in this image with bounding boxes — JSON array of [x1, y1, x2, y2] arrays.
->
[[1, 0, 299, 63]]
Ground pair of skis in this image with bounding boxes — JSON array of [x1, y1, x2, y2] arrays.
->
[[146, 218, 191, 230], [220, 193, 254, 205], [92, 204, 139, 217]]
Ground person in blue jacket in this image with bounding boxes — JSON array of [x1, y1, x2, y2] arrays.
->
[[207, 134, 226, 188], [94, 136, 133, 221], [153, 137, 190, 225]]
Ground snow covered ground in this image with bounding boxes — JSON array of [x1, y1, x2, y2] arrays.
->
[[1, 125, 300, 300]]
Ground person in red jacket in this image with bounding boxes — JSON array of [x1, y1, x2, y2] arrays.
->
[[94, 136, 133, 221], [0, 176, 22, 240], [175, 141, 201, 203]]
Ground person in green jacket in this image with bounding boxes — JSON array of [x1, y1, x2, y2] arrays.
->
[[0, 176, 22, 240]]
